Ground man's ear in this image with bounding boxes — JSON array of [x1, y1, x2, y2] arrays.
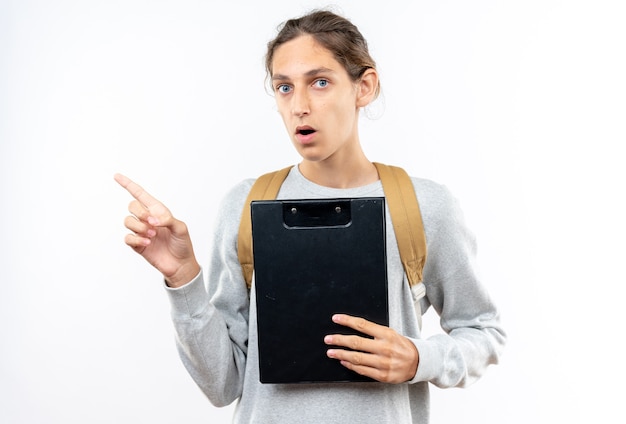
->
[[356, 68, 379, 108]]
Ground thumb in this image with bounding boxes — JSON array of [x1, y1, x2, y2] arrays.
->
[[148, 212, 190, 240]]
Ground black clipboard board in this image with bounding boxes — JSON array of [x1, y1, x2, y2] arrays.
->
[[251, 197, 388, 384]]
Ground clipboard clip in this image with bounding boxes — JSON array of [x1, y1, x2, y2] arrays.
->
[[282, 199, 352, 228]]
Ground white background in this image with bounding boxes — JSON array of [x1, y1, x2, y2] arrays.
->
[[2, 0, 625, 422]]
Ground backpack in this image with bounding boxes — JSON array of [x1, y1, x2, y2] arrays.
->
[[236, 162, 428, 325]]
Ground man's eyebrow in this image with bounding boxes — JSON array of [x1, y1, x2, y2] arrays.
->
[[272, 67, 335, 81]]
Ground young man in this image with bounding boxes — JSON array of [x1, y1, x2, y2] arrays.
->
[[115, 10, 505, 423]]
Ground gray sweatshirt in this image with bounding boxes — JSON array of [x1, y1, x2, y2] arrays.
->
[[165, 166, 506, 423]]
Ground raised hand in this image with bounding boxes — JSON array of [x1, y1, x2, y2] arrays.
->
[[324, 314, 419, 383], [114, 173, 200, 288]]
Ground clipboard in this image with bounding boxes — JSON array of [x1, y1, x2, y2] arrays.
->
[[251, 197, 388, 384]]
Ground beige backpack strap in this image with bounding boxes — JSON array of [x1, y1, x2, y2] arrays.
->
[[373, 162, 427, 286], [238, 166, 293, 288]]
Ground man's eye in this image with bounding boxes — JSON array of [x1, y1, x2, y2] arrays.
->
[[277, 85, 291, 94], [314, 79, 329, 88]]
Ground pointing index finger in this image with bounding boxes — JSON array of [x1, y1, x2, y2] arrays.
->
[[113, 173, 160, 208]]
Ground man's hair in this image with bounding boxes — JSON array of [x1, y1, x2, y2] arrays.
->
[[265, 10, 380, 98]]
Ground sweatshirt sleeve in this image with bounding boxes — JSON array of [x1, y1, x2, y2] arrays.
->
[[164, 180, 253, 407], [410, 182, 506, 388]]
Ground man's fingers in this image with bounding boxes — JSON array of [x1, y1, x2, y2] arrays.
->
[[325, 333, 377, 354], [123, 232, 151, 250], [128, 199, 152, 223], [327, 347, 377, 368], [114, 173, 161, 209], [325, 314, 420, 384], [116, 174, 172, 227], [331, 314, 386, 339], [124, 214, 156, 236], [326, 346, 390, 381]]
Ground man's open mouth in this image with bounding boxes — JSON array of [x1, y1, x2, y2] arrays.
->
[[296, 126, 316, 135]]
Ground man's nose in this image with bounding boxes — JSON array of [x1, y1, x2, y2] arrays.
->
[[291, 88, 310, 117]]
